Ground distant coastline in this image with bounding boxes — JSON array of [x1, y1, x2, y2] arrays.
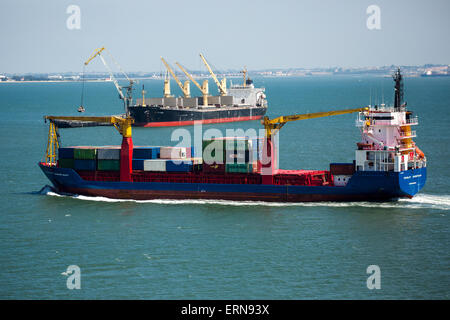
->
[[0, 79, 113, 84], [0, 64, 448, 83]]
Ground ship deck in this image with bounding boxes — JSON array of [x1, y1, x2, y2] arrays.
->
[[74, 168, 333, 187]]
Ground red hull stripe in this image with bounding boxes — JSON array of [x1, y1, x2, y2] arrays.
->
[[135, 115, 263, 127]]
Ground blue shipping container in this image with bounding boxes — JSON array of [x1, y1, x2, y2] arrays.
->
[[58, 147, 74, 159], [166, 160, 193, 172], [74, 159, 96, 171], [132, 159, 145, 171], [133, 147, 160, 160]]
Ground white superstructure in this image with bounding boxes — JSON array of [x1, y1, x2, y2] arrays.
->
[[354, 69, 426, 174]]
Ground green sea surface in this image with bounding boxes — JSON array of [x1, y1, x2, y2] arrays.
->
[[0, 76, 448, 299]]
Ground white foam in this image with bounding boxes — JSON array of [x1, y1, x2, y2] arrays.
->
[[41, 187, 450, 211], [398, 193, 450, 210]]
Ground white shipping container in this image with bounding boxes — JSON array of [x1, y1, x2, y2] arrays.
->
[[143, 159, 167, 171], [160, 147, 187, 159]]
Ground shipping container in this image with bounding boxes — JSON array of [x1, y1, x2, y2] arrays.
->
[[225, 149, 252, 164], [143, 159, 166, 172], [74, 148, 97, 160], [186, 146, 195, 158], [203, 137, 253, 152], [132, 159, 145, 171], [97, 148, 121, 160], [160, 147, 187, 159], [58, 147, 74, 159], [133, 147, 160, 159], [225, 163, 253, 173], [58, 158, 74, 169], [202, 140, 225, 164], [190, 157, 203, 165], [97, 159, 120, 171], [166, 160, 193, 172], [74, 159, 96, 171], [203, 137, 256, 165]]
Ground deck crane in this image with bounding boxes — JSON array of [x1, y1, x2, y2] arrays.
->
[[240, 67, 248, 87], [260, 107, 369, 184], [83, 47, 135, 113], [199, 53, 227, 95], [44, 115, 134, 182], [175, 62, 209, 106], [160, 57, 190, 98]]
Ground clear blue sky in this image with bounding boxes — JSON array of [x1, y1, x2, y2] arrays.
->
[[0, 0, 448, 73]]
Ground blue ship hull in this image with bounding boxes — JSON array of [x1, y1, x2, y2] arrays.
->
[[39, 163, 426, 202]]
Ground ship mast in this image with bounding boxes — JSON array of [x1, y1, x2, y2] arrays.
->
[[393, 67, 404, 110]]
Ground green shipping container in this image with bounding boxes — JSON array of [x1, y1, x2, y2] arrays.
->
[[58, 158, 74, 169], [202, 140, 225, 164], [225, 163, 253, 173], [225, 139, 251, 151], [97, 159, 120, 171], [202, 138, 251, 152], [202, 138, 252, 165], [74, 148, 97, 160]]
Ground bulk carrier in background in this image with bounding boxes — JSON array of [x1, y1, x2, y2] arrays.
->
[[39, 68, 427, 202], [55, 49, 267, 128], [129, 56, 267, 127]]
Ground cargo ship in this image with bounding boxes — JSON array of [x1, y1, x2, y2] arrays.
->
[[39, 69, 426, 202], [128, 77, 267, 127], [128, 56, 267, 127]]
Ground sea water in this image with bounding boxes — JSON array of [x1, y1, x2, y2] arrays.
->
[[0, 76, 448, 299]]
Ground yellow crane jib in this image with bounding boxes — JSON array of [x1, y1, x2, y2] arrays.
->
[[43, 115, 134, 165], [160, 57, 190, 98], [175, 62, 209, 106], [44, 115, 135, 182], [262, 107, 369, 138], [44, 115, 134, 137], [199, 53, 227, 95], [84, 47, 105, 66]]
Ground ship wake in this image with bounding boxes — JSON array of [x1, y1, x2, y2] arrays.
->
[[39, 186, 450, 211]]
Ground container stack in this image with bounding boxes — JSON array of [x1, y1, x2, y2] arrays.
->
[[58, 145, 200, 174], [73, 147, 97, 171], [202, 137, 261, 174], [58, 147, 75, 169], [132, 146, 199, 173], [97, 146, 120, 171], [58, 146, 120, 172]]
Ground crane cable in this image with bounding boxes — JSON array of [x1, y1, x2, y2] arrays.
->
[[79, 64, 86, 112]]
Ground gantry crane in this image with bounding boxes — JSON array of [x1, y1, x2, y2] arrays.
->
[[175, 62, 209, 106], [44, 115, 134, 182], [160, 57, 190, 98], [84, 47, 134, 113], [199, 53, 227, 95], [260, 107, 369, 184]]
